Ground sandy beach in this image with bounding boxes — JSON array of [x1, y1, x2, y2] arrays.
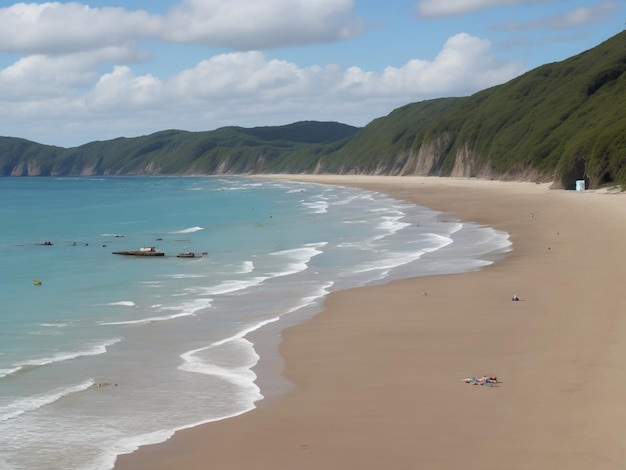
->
[[115, 176, 626, 470]]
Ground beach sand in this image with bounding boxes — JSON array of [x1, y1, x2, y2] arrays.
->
[[115, 176, 626, 470]]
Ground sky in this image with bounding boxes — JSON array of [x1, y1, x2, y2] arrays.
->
[[0, 0, 623, 147]]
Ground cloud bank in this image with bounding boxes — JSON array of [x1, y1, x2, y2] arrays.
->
[[414, 0, 560, 18], [0, 1, 529, 146]]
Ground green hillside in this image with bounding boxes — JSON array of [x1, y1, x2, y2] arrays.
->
[[318, 98, 463, 173], [1, 31, 625, 189], [432, 30, 626, 188], [0, 121, 359, 176], [317, 31, 626, 188]]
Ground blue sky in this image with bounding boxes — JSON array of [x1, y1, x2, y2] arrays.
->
[[0, 0, 622, 147]]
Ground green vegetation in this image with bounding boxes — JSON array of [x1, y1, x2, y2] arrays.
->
[[317, 31, 626, 188], [317, 98, 462, 174], [1, 31, 625, 189], [0, 122, 359, 176]]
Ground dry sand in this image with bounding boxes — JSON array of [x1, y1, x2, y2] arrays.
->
[[115, 176, 626, 470]]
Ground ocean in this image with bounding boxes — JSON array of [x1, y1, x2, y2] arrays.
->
[[0, 176, 511, 469]]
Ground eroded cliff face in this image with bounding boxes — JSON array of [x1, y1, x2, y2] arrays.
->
[[393, 135, 553, 182], [9, 162, 26, 176], [449, 142, 475, 177], [140, 161, 162, 175], [0, 132, 556, 183], [410, 132, 455, 176], [79, 164, 98, 176], [10, 161, 43, 176]]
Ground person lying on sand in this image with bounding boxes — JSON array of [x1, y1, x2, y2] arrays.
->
[[462, 376, 498, 386]]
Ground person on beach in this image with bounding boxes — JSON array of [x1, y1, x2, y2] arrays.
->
[[512, 294, 520, 301], [462, 376, 498, 386], [95, 382, 118, 388]]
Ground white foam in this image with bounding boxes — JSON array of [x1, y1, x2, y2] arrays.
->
[[0, 366, 22, 378], [347, 232, 453, 278], [99, 298, 212, 325], [192, 276, 268, 296], [170, 226, 204, 234], [447, 222, 464, 235], [165, 273, 205, 279], [179, 339, 260, 387], [213, 315, 281, 348], [14, 338, 121, 369], [0, 379, 94, 421], [108, 404, 260, 470], [40, 322, 72, 328], [269, 242, 326, 277], [378, 214, 410, 233], [284, 281, 334, 314], [422, 232, 456, 250], [238, 260, 254, 274], [302, 196, 329, 214], [349, 251, 426, 276], [107, 301, 136, 307], [330, 194, 361, 206], [177, 317, 284, 384]]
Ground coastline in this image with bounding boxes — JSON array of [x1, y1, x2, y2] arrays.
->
[[115, 176, 626, 469]]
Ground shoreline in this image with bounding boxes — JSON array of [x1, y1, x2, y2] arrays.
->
[[115, 176, 626, 469]]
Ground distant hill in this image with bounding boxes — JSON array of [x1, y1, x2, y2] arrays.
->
[[1, 31, 625, 189], [0, 121, 360, 176]]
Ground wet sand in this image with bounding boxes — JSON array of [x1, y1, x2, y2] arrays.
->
[[115, 176, 626, 470]]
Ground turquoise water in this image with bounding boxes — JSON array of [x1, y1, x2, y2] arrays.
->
[[0, 176, 510, 469]]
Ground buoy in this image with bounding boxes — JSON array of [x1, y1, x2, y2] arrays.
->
[[33, 280, 42, 286]]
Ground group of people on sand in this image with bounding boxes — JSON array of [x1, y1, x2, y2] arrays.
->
[[462, 376, 499, 386]]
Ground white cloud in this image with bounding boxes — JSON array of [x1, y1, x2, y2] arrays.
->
[[167, 52, 306, 99], [415, 0, 551, 18], [0, 0, 370, 145], [87, 65, 162, 109], [161, 0, 365, 49], [0, 32, 524, 145], [87, 33, 522, 109], [511, 1, 620, 30], [0, 1, 363, 55], [0, 2, 159, 54], [338, 33, 523, 97], [0, 45, 149, 101]]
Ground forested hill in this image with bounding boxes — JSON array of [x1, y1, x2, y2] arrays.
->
[[1, 31, 625, 189], [315, 30, 626, 189], [0, 122, 360, 177]]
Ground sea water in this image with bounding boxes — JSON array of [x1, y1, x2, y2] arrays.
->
[[0, 176, 510, 470]]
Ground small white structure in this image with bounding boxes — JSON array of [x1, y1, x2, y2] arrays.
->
[[575, 180, 586, 191]]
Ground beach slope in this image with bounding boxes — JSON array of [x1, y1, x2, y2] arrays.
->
[[115, 176, 626, 470]]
